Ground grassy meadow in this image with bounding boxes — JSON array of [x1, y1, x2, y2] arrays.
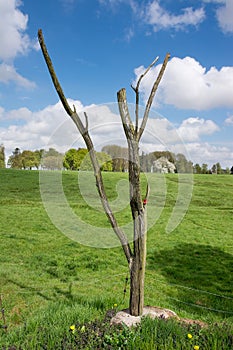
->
[[0, 169, 232, 349]]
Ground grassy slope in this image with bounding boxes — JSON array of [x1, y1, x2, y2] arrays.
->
[[0, 169, 232, 331]]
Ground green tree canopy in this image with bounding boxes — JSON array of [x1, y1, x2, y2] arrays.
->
[[64, 148, 112, 171], [8, 148, 22, 169], [21, 150, 40, 170], [63, 148, 88, 170], [194, 163, 202, 174]]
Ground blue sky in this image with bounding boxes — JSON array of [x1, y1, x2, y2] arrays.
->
[[0, 0, 233, 168]]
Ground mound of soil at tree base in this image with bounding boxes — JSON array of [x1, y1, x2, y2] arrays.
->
[[110, 306, 178, 327]]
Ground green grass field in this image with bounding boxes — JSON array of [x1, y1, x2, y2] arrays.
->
[[0, 169, 232, 349]]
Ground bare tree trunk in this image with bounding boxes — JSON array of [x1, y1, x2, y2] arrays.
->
[[130, 229, 147, 316], [127, 139, 147, 316]]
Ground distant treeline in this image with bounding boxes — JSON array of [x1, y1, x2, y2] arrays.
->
[[1, 144, 233, 174]]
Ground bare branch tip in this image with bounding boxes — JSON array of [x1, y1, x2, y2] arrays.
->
[[38, 29, 43, 41], [131, 84, 136, 93], [152, 56, 159, 64]]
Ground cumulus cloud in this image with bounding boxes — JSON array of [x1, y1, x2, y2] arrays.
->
[[1, 100, 232, 167], [134, 56, 233, 110], [0, 0, 36, 87], [139, 116, 227, 166], [0, 100, 83, 158], [0, 106, 32, 121], [177, 117, 219, 141], [0, 0, 31, 60], [144, 1, 205, 31], [0, 101, 129, 160]]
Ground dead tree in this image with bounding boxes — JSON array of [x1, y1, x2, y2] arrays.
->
[[38, 29, 170, 316]]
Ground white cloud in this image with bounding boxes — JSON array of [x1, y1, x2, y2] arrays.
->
[[185, 142, 233, 168], [0, 100, 83, 158], [99, 0, 205, 32], [177, 117, 219, 141], [144, 1, 205, 31], [0, 0, 36, 87], [0, 106, 32, 121], [134, 56, 233, 110], [0, 102, 185, 158], [202, 0, 233, 33], [99, 0, 233, 34], [139, 116, 227, 166], [0, 63, 36, 88], [225, 115, 233, 125], [216, 0, 233, 33], [124, 27, 134, 42], [1, 101, 232, 168], [0, 0, 30, 61]]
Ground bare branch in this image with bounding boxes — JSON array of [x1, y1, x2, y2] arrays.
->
[[130, 84, 137, 93], [138, 53, 170, 141], [117, 88, 134, 139], [38, 29, 133, 264], [38, 30, 88, 137], [84, 112, 89, 132], [38, 29, 74, 117], [131, 56, 159, 134], [134, 56, 160, 93]]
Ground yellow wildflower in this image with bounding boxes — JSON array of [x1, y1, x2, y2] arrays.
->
[[70, 325, 76, 333], [113, 303, 118, 308], [187, 333, 193, 339], [193, 346, 200, 350]]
